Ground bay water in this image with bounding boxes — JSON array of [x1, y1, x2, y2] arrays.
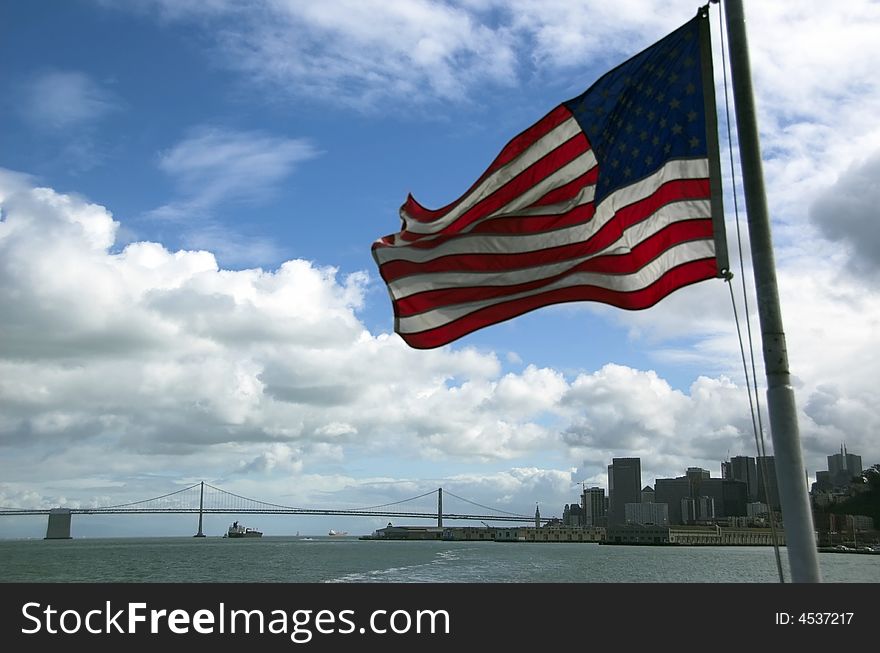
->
[[2, 536, 878, 583]]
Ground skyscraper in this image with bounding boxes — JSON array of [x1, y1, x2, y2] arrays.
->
[[686, 467, 710, 495], [756, 456, 780, 511], [827, 445, 862, 488], [725, 455, 758, 502], [581, 486, 607, 527], [654, 476, 690, 525], [608, 458, 642, 526]]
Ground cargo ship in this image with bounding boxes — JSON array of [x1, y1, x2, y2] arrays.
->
[[225, 521, 262, 538]]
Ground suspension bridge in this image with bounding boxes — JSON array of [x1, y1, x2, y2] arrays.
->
[[0, 482, 538, 539]]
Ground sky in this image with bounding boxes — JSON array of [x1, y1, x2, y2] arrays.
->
[[1, 0, 879, 539]]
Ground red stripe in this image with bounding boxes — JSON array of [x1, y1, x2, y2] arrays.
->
[[469, 176, 707, 237], [373, 202, 597, 257], [393, 219, 715, 317], [379, 205, 599, 281], [379, 177, 708, 256], [398, 258, 718, 349], [381, 233, 609, 284], [377, 178, 711, 281], [527, 165, 599, 208], [467, 201, 597, 236], [403, 105, 575, 222], [399, 133, 590, 244]]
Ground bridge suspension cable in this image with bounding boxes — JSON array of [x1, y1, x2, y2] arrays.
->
[[87, 483, 203, 510], [202, 483, 317, 512], [0, 482, 537, 523], [442, 489, 531, 518], [347, 489, 439, 512]]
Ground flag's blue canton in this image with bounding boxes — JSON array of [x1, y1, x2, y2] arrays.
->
[[563, 17, 706, 205]]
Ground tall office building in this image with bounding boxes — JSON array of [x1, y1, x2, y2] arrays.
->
[[697, 478, 748, 518], [813, 470, 832, 493], [827, 445, 862, 488], [756, 456, 780, 511], [581, 486, 607, 527], [725, 455, 758, 502], [608, 458, 642, 526], [687, 467, 710, 480], [686, 467, 710, 496], [562, 503, 585, 527], [656, 474, 747, 524], [654, 477, 689, 525]]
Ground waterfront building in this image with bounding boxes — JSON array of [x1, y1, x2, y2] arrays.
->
[[608, 458, 641, 526], [681, 496, 715, 523], [363, 523, 445, 540], [492, 526, 605, 543], [625, 501, 669, 526], [601, 524, 786, 546], [845, 514, 873, 532], [605, 524, 669, 544], [746, 502, 769, 518], [362, 523, 608, 542]]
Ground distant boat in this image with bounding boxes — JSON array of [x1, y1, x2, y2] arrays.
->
[[328, 529, 348, 537], [225, 521, 262, 538]]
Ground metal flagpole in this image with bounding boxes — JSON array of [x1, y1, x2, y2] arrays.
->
[[721, 0, 821, 582]]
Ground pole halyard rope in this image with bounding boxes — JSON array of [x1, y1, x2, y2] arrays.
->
[[715, 1, 786, 582]]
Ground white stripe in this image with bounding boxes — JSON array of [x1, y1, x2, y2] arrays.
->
[[384, 159, 710, 297], [376, 197, 709, 266], [379, 157, 708, 258], [492, 181, 594, 218], [479, 150, 597, 218], [401, 116, 584, 235], [396, 239, 716, 334], [386, 198, 711, 300], [404, 150, 596, 237], [383, 181, 596, 252]]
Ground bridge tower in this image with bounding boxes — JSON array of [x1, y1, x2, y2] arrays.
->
[[437, 487, 443, 528], [45, 508, 72, 540], [194, 481, 206, 537]]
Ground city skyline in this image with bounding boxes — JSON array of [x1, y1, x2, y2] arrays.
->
[[9, 443, 871, 537], [561, 445, 872, 531], [579, 446, 871, 496], [2, 2, 880, 539]]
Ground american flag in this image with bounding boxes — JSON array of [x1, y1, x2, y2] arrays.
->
[[372, 10, 726, 349]]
